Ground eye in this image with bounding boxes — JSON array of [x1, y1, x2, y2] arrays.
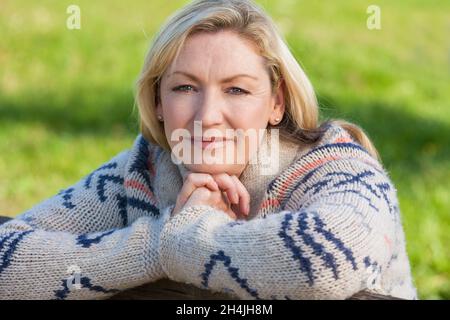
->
[[172, 85, 197, 92], [228, 87, 249, 95]]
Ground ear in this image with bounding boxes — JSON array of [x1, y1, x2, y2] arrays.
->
[[155, 82, 163, 120], [269, 79, 285, 125]]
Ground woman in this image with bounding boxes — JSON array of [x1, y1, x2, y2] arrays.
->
[[0, 0, 416, 299]]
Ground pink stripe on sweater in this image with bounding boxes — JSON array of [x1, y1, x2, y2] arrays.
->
[[124, 179, 157, 203], [260, 155, 340, 210]]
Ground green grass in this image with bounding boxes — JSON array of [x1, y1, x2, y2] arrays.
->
[[0, 0, 449, 299]]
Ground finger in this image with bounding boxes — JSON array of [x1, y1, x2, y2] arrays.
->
[[186, 172, 219, 191], [230, 175, 251, 216], [212, 174, 239, 205], [214, 174, 238, 204], [183, 186, 211, 207], [178, 173, 218, 205]]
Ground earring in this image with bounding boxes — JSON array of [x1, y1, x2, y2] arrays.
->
[[157, 115, 163, 121], [273, 117, 281, 125]]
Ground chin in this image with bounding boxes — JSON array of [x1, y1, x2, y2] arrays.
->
[[184, 163, 245, 177]]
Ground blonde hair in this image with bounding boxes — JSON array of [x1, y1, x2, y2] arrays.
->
[[135, 0, 379, 160]]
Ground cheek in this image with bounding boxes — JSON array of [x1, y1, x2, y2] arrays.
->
[[160, 94, 197, 149], [227, 97, 271, 129], [161, 94, 196, 126]]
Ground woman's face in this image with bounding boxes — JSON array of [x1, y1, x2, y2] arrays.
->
[[158, 30, 284, 176]]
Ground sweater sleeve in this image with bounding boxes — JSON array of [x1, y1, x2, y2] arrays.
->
[[159, 157, 398, 300], [0, 150, 173, 299]]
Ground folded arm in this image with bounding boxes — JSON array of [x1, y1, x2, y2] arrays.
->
[[0, 148, 172, 299]]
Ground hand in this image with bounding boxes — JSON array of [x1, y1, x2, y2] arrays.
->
[[172, 172, 250, 220]]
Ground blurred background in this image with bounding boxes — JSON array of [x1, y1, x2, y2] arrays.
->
[[0, 0, 448, 299]]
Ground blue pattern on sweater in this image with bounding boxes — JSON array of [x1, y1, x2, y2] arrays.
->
[[54, 275, 119, 299], [84, 162, 118, 189], [116, 194, 128, 226], [127, 196, 159, 217], [364, 256, 373, 268], [329, 171, 379, 196], [278, 210, 358, 284], [304, 178, 332, 196], [313, 214, 358, 270], [278, 213, 315, 285], [227, 221, 244, 228], [298, 166, 325, 186], [201, 250, 260, 299], [375, 182, 395, 215], [267, 142, 369, 194], [76, 229, 116, 248], [300, 170, 394, 214], [326, 171, 395, 215], [128, 136, 152, 190], [96, 174, 124, 202], [57, 188, 76, 209], [284, 166, 325, 196], [0, 230, 34, 275], [363, 256, 381, 287], [296, 212, 339, 280]]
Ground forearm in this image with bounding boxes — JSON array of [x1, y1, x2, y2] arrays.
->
[[159, 202, 392, 300], [0, 206, 172, 300]]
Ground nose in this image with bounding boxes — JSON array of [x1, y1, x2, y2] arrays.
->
[[194, 89, 224, 128]]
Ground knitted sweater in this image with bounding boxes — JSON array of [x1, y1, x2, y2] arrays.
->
[[0, 124, 417, 300]]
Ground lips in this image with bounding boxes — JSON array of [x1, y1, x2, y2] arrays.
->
[[190, 136, 231, 149], [191, 136, 225, 142]]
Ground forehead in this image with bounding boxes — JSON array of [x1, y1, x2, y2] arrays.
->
[[168, 30, 266, 74]]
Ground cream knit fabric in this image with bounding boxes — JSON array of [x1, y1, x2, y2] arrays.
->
[[0, 124, 417, 299]]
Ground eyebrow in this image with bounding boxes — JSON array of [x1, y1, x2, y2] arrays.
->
[[168, 71, 258, 82]]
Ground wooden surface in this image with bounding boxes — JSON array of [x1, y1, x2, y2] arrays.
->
[[109, 279, 403, 300], [0, 216, 403, 300], [109, 278, 238, 300]]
